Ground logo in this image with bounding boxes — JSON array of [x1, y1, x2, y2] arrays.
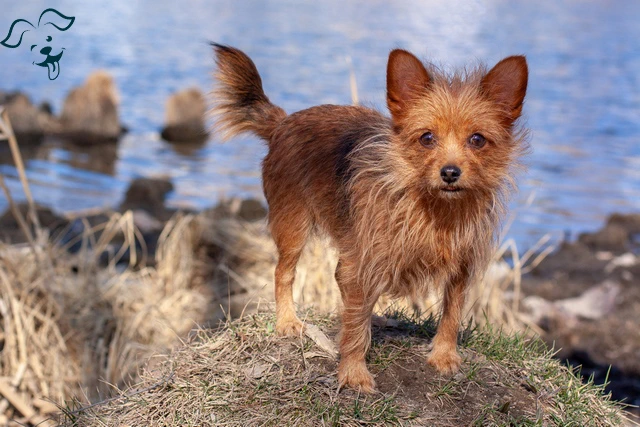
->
[[1, 8, 75, 80]]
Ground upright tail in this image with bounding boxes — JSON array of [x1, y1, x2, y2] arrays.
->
[[211, 43, 286, 142]]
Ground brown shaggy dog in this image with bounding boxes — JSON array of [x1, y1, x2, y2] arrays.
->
[[211, 44, 528, 392], [60, 70, 121, 140]]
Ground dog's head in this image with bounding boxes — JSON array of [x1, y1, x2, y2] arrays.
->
[[1, 8, 75, 80], [386, 50, 528, 205]]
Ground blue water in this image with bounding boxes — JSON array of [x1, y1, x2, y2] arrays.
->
[[0, 0, 639, 250]]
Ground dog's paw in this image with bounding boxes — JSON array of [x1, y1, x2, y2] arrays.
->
[[338, 360, 376, 393], [276, 317, 305, 337], [427, 348, 462, 375]]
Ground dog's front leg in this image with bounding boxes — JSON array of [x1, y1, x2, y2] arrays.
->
[[427, 269, 469, 374], [335, 259, 378, 393]]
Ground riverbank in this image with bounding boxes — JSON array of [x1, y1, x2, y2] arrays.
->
[[522, 213, 640, 414]]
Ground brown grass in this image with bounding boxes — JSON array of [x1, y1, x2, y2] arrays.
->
[[0, 110, 209, 425]]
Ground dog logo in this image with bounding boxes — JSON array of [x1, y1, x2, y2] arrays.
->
[[1, 8, 75, 80]]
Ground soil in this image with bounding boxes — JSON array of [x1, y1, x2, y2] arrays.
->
[[309, 324, 542, 426], [369, 338, 539, 426]]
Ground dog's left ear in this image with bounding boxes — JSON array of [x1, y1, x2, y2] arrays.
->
[[481, 56, 528, 123], [38, 8, 75, 31], [1, 19, 35, 48]]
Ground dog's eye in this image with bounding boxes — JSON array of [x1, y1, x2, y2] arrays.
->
[[419, 131, 436, 148], [468, 133, 486, 149], [46, 36, 52, 42]]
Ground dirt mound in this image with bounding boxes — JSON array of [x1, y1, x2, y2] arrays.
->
[[60, 312, 624, 426]]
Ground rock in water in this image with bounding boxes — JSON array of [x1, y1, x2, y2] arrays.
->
[[60, 71, 122, 142], [160, 88, 208, 143], [0, 92, 59, 143], [120, 177, 174, 219]]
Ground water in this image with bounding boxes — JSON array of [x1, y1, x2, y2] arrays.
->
[[0, 0, 639, 250]]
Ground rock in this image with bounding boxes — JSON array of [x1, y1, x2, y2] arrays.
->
[[209, 198, 267, 222], [607, 213, 640, 235], [554, 280, 620, 320], [59, 71, 123, 142], [522, 281, 620, 327], [521, 295, 557, 329], [604, 253, 636, 273], [236, 198, 267, 221], [578, 223, 629, 253], [531, 240, 607, 285], [160, 88, 208, 143], [0, 92, 59, 143], [120, 177, 174, 219], [577, 212, 640, 254], [0, 203, 68, 243], [132, 210, 164, 234]]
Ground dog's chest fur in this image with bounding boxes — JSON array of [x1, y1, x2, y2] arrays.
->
[[342, 181, 493, 298]]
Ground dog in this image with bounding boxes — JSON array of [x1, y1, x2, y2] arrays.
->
[[211, 43, 528, 392], [1, 8, 75, 80]]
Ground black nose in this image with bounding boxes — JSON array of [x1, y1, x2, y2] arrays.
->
[[40, 46, 52, 55], [440, 165, 461, 184]]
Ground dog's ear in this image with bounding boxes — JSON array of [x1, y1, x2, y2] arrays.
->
[[387, 49, 430, 122], [38, 8, 75, 31], [481, 56, 528, 123], [1, 19, 35, 48]]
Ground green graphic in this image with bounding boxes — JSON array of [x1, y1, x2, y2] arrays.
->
[[1, 8, 75, 80]]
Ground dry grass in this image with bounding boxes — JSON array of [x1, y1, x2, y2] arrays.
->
[[0, 110, 209, 425], [0, 209, 209, 425]]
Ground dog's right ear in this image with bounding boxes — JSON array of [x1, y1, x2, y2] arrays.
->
[[481, 56, 528, 124], [1, 19, 35, 48], [386, 49, 430, 122], [38, 9, 75, 32]]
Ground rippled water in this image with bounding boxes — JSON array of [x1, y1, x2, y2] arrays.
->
[[1, 0, 639, 249]]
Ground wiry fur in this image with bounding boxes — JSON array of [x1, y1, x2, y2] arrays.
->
[[211, 44, 529, 393], [211, 43, 286, 141]]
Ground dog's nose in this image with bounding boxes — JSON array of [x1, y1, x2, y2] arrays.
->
[[440, 165, 461, 184], [40, 46, 52, 55]]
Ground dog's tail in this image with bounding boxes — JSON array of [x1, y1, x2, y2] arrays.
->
[[211, 43, 286, 143]]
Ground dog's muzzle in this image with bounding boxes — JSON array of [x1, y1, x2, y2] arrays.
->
[[35, 49, 64, 80]]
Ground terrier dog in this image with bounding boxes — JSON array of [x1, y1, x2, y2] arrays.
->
[[211, 43, 528, 392]]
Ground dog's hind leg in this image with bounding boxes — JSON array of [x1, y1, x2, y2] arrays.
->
[[270, 203, 311, 337]]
